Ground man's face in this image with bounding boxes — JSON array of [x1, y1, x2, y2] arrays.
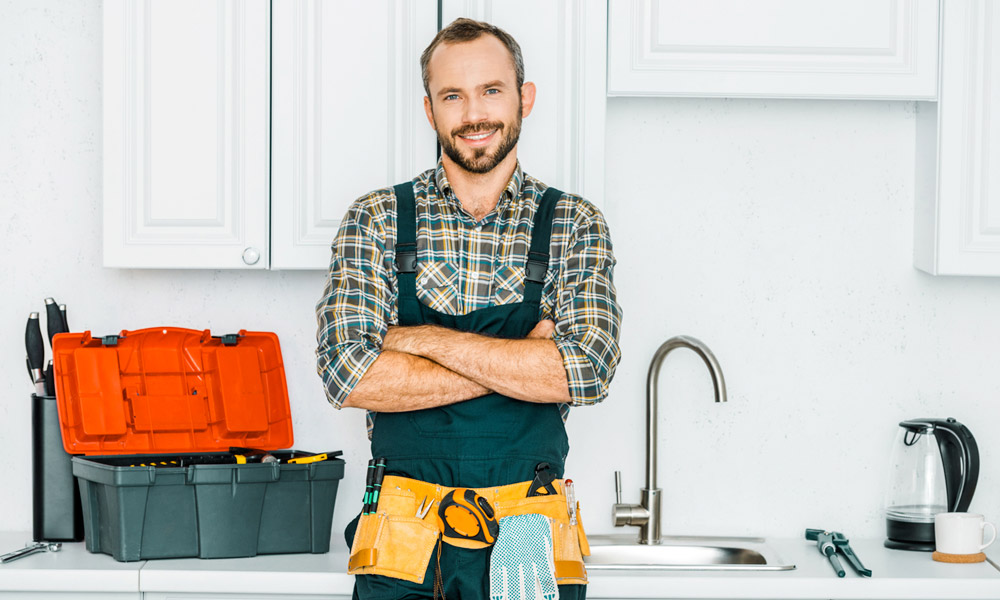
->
[[423, 36, 535, 175]]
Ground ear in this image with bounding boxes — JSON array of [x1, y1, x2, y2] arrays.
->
[[520, 82, 537, 119], [423, 96, 436, 129]]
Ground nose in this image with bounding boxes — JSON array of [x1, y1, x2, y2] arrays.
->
[[462, 94, 489, 125]]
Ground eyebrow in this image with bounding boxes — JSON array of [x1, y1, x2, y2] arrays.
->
[[436, 80, 509, 98]]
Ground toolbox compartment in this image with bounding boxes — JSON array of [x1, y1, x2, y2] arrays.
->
[[53, 328, 344, 562], [72, 451, 343, 561]]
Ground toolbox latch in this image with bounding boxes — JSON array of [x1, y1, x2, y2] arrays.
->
[[101, 335, 119, 347], [220, 334, 241, 346]]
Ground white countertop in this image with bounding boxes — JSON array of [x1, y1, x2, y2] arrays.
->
[[2, 532, 998, 599], [0, 531, 139, 593]]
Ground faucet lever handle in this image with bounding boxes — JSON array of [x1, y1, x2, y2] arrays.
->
[[614, 470, 623, 504]]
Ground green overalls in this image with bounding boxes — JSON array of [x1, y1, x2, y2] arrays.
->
[[346, 181, 585, 600]]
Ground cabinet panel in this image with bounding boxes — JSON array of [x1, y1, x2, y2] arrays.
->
[[1, 595, 137, 600], [103, 0, 270, 269], [440, 0, 607, 207], [609, 0, 939, 99], [270, 1, 437, 270], [914, 0, 1000, 275], [142, 595, 348, 600]]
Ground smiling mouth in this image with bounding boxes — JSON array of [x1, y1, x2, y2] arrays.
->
[[458, 130, 496, 142]]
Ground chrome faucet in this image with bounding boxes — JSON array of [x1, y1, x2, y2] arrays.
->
[[612, 335, 727, 544]]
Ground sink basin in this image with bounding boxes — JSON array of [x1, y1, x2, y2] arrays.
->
[[584, 534, 796, 571]]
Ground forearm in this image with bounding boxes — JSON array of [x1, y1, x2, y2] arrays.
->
[[385, 325, 571, 404], [341, 349, 490, 411]]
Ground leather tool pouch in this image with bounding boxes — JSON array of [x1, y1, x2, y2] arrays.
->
[[348, 493, 439, 584], [348, 478, 590, 586], [494, 491, 590, 585]]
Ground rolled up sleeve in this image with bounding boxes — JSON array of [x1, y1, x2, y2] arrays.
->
[[552, 203, 622, 406], [315, 195, 393, 409]]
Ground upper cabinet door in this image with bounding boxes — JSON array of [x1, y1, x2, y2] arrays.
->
[[608, 0, 940, 100], [270, 1, 437, 270], [103, 0, 271, 269], [914, 0, 1000, 276], [440, 0, 608, 207]]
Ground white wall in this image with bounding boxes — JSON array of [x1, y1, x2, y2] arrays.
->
[[1, 2, 996, 549]]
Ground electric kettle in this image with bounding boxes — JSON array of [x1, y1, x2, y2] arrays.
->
[[883, 418, 979, 551]]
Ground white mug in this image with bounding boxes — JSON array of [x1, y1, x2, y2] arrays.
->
[[934, 513, 997, 555]]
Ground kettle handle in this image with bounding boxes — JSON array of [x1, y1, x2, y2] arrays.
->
[[933, 419, 979, 513]]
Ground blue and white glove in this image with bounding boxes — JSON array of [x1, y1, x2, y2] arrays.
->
[[489, 514, 558, 600]]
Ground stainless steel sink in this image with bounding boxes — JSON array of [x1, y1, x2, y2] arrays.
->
[[584, 534, 796, 571]]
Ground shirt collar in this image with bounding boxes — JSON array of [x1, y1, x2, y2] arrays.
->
[[434, 159, 524, 213]]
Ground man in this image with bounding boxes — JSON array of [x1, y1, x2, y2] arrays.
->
[[316, 18, 620, 600]]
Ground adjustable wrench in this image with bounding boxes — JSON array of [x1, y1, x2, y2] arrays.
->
[[1, 541, 62, 564]]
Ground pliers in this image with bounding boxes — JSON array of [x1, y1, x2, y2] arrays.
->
[[805, 529, 872, 577], [416, 496, 434, 519]]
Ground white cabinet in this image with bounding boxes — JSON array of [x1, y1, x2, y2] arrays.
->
[[141, 595, 347, 600], [103, 0, 436, 270], [269, 1, 437, 270], [103, 0, 271, 269], [914, 0, 1000, 275], [440, 0, 607, 206], [608, 0, 940, 100], [105, 0, 604, 270]]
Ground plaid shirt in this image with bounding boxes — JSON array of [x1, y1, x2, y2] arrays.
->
[[315, 160, 621, 437]]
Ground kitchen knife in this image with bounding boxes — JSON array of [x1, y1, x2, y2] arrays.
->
[[44, 298, 65, 346], [44, 360, 55, 397], [59, 304, 68, 331], [25, 313, 46, 395]]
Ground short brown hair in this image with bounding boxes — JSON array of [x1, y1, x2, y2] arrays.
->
[[420, 18, 524, 99]]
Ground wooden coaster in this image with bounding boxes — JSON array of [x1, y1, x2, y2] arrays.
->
[[932, 551, 986, 563]]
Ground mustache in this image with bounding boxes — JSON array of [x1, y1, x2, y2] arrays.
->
[[451, 122, 504, 137]]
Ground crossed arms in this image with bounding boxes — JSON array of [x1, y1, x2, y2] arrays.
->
[[343, 319, 569, 412], [315, 190, 621, 416]]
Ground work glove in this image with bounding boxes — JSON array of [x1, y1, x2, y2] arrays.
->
[[489, 513, 558, 600]]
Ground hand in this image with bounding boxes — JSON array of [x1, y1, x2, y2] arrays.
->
[[382, 325, 416, 354], [526, 319, 555, 340]]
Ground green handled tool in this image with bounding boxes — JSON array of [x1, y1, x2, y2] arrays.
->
[[805, 529, 872, 577]]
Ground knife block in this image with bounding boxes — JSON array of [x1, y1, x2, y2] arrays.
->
[[31, 393, 83, 541]]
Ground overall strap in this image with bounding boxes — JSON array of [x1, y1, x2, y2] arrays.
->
[[393, 182, 419, 304], [523, 186, 562, 305]]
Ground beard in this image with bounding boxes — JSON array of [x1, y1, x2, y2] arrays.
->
[[436, 104, 522, 175]]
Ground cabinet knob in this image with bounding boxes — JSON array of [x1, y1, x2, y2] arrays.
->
[[242, 247, 261, 266]]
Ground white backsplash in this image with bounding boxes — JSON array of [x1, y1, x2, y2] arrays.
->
[[0, 2, 996, 546]]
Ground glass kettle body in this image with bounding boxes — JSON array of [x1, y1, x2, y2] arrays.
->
[[884, 418, 979, 551]]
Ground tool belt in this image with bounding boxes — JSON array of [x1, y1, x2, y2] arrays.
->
[[348, 475, 591, 586]]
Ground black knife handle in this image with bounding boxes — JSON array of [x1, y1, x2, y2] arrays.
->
[[44, 360, 55, 396], [59, 304, 68, 332], [44, 298, 64, 346], [26, 313, 44, 371]]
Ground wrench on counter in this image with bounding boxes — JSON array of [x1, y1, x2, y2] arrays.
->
[[1, 541, 62, 564]]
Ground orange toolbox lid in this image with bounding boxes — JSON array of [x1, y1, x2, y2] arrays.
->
[[51, 328, 293, 456]]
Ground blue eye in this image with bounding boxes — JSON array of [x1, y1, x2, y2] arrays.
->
[[444, 94, 459, 101], [485, 88, 499, 95]]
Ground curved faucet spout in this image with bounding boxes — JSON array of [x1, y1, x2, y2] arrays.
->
[[613, 335, 727, 544], [646, 336, 727, 495]]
